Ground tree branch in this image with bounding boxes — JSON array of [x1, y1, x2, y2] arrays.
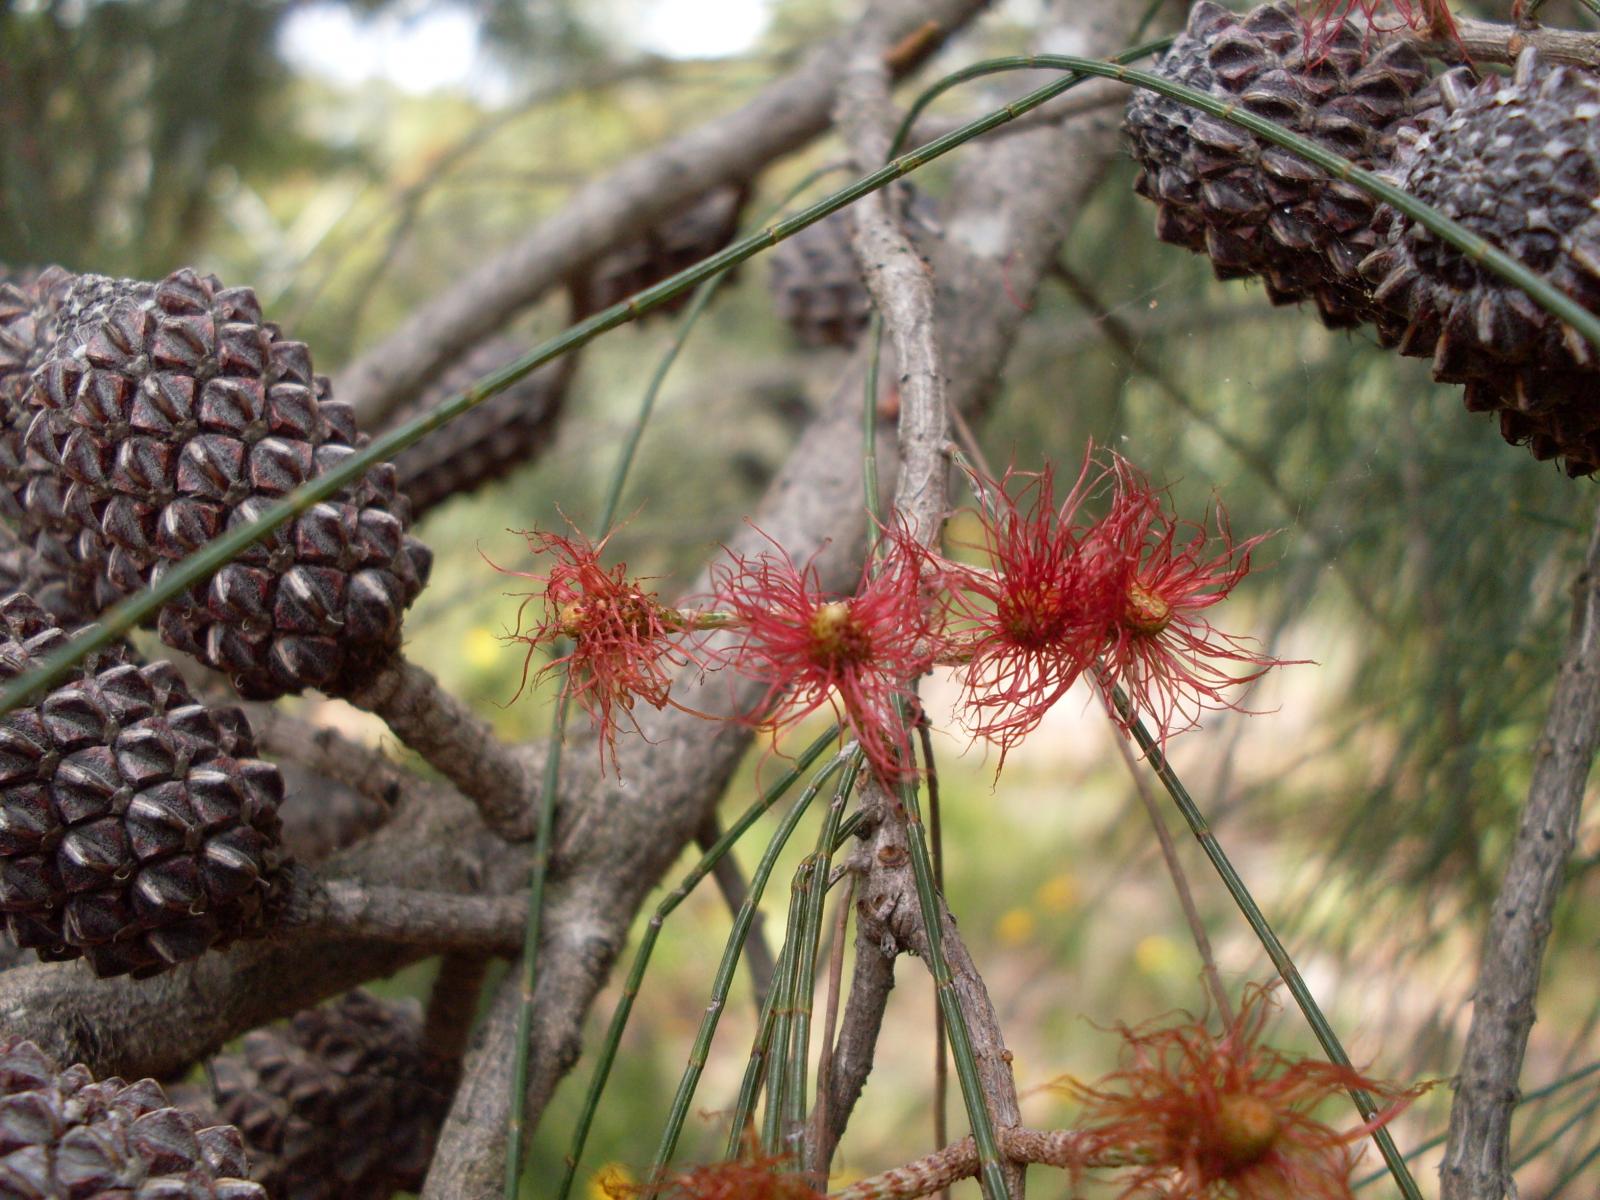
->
[[0, 783, 525, 1080], [248, 704, 411, 806], [826, 1127, 1115, 1200], [344, 655, 541, 841], [1402, 15, 1600, 68], [284, 870, 527, 955], [335, 0, 989, 429], [1439, 499, 1600, 1199]]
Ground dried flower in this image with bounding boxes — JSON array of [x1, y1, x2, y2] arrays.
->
[[496, 525, 692, 769], [1087, 458, 1283, 743], [707, 525, 936, 783], [1297, 0, 1460, 56], [604, 1153, 819, 1199], [1063, 985, 1425, 1199], [934, 456, 1123, 766]]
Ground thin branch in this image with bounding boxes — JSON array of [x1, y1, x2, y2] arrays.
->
[[817, 903, 897, 1175], [854, 786, 1025, 1197], [806, 877, 856, 1186], [826, 1127, 1117, 1200], [344, 655, 540, 841], [1401, 15, 1600, 67], [425, 952, 494, 1066], [248, 704, 412, 806], [335, 0, 989, 429], [1439, 498, 1600, 1200]]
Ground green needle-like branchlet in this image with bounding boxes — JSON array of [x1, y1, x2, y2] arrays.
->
[[1109, 685, 1423, 1200], [553, 727, 839, 1200], [647, 747, 853, 1179]]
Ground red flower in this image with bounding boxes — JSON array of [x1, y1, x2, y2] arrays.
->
[[605, 1154, 818, 1200], [933, 456, 1122, 766], [1063, 985, 1425, 1199], [1087, 458, 1283, 743], [1296, 1, 1460, 57], [707, 525, 936, 783], [495, 525, 692, 771]]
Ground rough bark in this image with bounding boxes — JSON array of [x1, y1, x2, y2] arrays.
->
[[1439, 499, 1600, 1199]]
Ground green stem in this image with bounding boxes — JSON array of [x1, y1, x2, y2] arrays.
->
[[896, 776, 1012, 1200], [1107, 685, 1422, 1200], [764, 874, 812, 1157], [648, 749, 851, 1179], [727, 944, 792, 1158], [782, 756, 860, 1152], [552, 726, 839, 1200], [505, 682, 569, 1199]]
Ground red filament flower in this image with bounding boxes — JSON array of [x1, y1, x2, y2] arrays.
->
[[1087, 459, 1283, 743], [936, 449, 1287, 758], [934, 457, 1122, 766], [496, 525, 691, 771], [1064, 985, 1425, 1199], [707, 526, 936, 783]]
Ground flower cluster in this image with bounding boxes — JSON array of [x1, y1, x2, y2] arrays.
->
[[500, 447, 1288, 778], [1062, 985, 1425, 1199], [933, 451, 1281, 763]]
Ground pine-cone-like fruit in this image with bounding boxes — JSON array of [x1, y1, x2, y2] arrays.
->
[[0, 1036, 266, 1198], [768, 189, 937, 348], [0, 517, 100, 631], [192, 991, 453, 1200], [1, 268, 432, 698], [571, 185, 748, 319], [387, 338, 575, 519], [1361, 48, 1600, 475], [1125, 1, 1434, 328], [0, 593, 288, 978]]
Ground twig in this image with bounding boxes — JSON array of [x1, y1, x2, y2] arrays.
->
[[1439, 498, 1600, 1200], [826, 1127, 1116, 1200], [806, 878, 856, 1186], [248, 705, 411, 806], [1401, 15, 1600, 67], [424, 952, 493, 1067], [335, 0, 989, 428], [1110, 727, 1234, 1026], [284, 871, 527, 954], [697, 815, 778, 1015], [854, 781, 1025, 1198], [344, 655, 540, 841], [916, 716, 951, 1200], [816, 904, 897, 1176]]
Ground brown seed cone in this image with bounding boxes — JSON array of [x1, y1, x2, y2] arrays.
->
[[0, 593, 289, 978], [768, 187, 939, 348], [0, 268, 433, 699], [1361, 49, 1600, 476], [387, 337, 576, 519], [1125, 1, 1434, 328], [186, 991, 454, 1200], [0, 1035, 266, 1198], [570, 184, 748, 319]]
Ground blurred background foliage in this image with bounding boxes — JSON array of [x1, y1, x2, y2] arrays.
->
[[3, 0, 1600, 1194]]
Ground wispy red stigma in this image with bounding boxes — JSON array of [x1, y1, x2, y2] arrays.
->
[[493, 524, 691, 773], [1063, 984, 1427, 1199], [707, 524, 936, 784]]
